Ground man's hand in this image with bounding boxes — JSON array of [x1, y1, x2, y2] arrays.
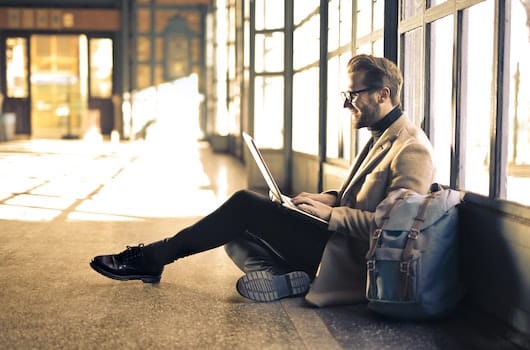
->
[[293, 192, 337, 206], [291, 193, 334, 221]]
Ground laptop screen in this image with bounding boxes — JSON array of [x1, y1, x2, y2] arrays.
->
[[242, 132, 284, 203]]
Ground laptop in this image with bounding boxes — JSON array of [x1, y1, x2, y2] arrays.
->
[[242, 132, 329, 227]]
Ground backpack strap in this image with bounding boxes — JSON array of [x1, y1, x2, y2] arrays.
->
[[365, 191, 411, 260], [366, 191, 412, 298], [398, 193, 435, 299]]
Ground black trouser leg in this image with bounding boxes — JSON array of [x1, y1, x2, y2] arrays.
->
[[144, 189, 331, 277], [224, 231, 291, 275]]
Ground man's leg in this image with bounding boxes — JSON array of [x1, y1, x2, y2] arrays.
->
[[224, 231, 291, 275], [143, 189, 330, 273], [90, 189, 330, 296]]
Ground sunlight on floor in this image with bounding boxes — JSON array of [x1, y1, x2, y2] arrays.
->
[[0, 138, 219, 222], [0, 74, 229, 222]]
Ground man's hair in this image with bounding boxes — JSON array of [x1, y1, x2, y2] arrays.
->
[[347, 54, 403, 106]]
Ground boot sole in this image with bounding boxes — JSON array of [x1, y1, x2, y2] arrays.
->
[[89, 260, 161, 283], [236, 270, 310, 302]]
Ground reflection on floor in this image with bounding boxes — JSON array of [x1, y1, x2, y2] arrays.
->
[[0, 138, 525, 349]]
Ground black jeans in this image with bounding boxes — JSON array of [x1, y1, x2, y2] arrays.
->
[[146, 189, 331, 278]]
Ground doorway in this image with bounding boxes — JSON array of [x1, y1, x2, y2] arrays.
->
[[30, 34, 88, 139]]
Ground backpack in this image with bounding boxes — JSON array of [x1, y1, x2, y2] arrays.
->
[[365, 183, 463, 320]]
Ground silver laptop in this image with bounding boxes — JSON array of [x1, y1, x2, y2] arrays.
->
[[242, 132, 328, 226]]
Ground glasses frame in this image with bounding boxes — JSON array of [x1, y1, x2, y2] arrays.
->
[[340, 87, 380, 104]]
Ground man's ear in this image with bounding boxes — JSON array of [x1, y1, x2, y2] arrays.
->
[[378, 87, 391, 103]]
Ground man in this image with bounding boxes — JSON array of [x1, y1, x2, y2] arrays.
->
[[90, 54, 434, 306]]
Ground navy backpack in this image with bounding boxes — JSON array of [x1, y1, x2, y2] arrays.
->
[[365, 184, 464, 319]]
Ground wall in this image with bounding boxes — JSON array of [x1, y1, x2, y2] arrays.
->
[[460, 193, 530, 337]]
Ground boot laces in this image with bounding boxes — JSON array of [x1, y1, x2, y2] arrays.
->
[[118, 244, 145, 262]]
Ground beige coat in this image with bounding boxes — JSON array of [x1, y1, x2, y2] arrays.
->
[[305, 114, 435, 307]]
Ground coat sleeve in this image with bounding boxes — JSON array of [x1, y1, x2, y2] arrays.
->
[[327, 140, 434, 241]]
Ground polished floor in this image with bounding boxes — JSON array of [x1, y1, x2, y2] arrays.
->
[[0, 136, 525, 349]]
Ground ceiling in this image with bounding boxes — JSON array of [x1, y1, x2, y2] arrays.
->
[[0, 0, 123, 9], [0, 0, 211, 8]]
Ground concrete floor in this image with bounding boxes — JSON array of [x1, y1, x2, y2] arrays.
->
[[0, 137, 527, 349]]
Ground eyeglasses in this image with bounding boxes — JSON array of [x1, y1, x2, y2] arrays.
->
[[340, 87, 379, 104]]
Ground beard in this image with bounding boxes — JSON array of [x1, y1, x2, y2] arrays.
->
[[351, 100, 380, 129]]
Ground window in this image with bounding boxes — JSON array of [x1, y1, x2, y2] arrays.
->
[[326, 54, 352, 160], [355, 0, 385, 157], [89, 38, 113, 98], [355, 0, 384, 52], [326, 0, 353, 161], [461, 1, 494, 196], [429, 15, 454, 186], [292, 67, 319, 154], [402, 0, 423, 20], [254, 76, 284, 148], [255, 0, 284, 30], [255, 32, 284, 72], [506, 0, 530, 205], [293, 15, 320, 70], [402, 28, 424, 128], [399, 0, 530, 206], [6, 37, 28, 98], [292, 1, 320, 154], [429, 0, 448, 8], [253, 0, 285, 147]]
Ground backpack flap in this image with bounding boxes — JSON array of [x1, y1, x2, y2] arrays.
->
[[373, 187, 461, 231]]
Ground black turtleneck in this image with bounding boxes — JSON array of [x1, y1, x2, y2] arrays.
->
[[370, 106, 402, 133], [369, 106, 402, 144]]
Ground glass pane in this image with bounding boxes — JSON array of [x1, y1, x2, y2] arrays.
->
[[461, 1, 494, 195], [136, 64, 151, 90], [373, 38, 384, 56], [244, 15, 250, 67], [6, 37, 28, 98], [356, 42, 371, 54], [327, 54, 352, 160], [137, 36, 151, 62], [255, 32, 284, 72], [506, 0, 530, 205], [373, 0, 385, 31], [402, 28, 424, 127], [328, 0, 340, 50], [293, 15, 320, 70], [89, 38, 113, 98], [356, 0, 372, 38], [429, 15, 454, 186], [402, 0, 423, 20], [255, 0, 284, 30], [294, 0, 319, 25], [293, 67, 319, 154], [339, 0, 353, 47], [30, 35, 84, 138], [428, 0, 447, 8], [254, 76, 283, 148], [326, 56, 340, 159]]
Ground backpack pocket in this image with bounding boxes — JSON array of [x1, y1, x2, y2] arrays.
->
[[366, 248, 421, 303]]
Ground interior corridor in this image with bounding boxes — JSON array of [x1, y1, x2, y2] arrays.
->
[[0, 137, 524, 349]]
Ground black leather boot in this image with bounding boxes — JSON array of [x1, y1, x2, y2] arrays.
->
[[90, 244, 164, 283]]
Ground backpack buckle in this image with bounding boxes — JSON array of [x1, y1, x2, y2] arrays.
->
[[400, 261, 410, 273], [408, 228, 419, 240]]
